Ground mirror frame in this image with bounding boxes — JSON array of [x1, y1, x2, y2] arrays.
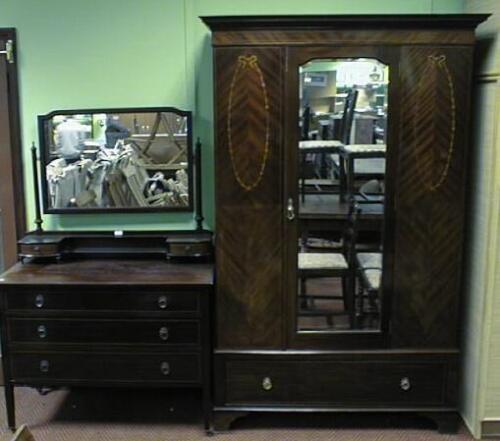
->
[[285, 45, 398, 348], [37, 106, 194, 214], [296, 57, 389, 335]]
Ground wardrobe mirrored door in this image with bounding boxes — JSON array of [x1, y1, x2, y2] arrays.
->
[[295, 56, 389, 335]]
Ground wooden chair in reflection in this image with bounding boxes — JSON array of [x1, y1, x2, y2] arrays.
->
[[355, 251, 382, 328], [298, 201, 360, 330], [352, 194, 384, 328], [340, 89, 358, 145], [338, 143, 386, 202], [299, 89, 358, 201]]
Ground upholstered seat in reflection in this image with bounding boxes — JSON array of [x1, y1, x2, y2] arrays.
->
[[356, 252, 382, 270], [341, 144, 386, 154], [298, 252, 348, 271], [299, 140, 344, 151], [297, 250, 352, 330], [355, 250, 382, 327], [361, 268, 382, 291]]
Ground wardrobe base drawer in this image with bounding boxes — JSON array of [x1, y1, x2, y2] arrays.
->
[[10, 352, 201, 384], [219, 355, 455, 408]]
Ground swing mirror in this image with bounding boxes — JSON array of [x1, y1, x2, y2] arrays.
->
[[38, 107, 193, 213]]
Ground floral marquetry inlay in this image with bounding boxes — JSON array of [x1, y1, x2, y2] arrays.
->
[[227, 55, 271, 192], [413, 54, 456, 192]]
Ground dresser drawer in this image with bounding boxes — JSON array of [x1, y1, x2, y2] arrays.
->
[[5, 288, 200, 314], [224, 359, 448, 407], [8, 318, 199, 346], [10, 352, 200, 384]]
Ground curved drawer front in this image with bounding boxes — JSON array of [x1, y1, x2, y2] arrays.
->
[[8, 318, 199, 346], [10, 352, 200, 383], [224, 360, 450, 407], [5, 289, 199, 314]]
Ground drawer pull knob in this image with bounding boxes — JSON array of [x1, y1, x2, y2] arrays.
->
[[158, 295, 168, 309], [159, 326, 169, 341], [37, 325, 47, 339], [262, 377, 273, 391], [160, 361, 171, 376], [400, 377, 411, 391], [40, 360, 49, 373], [35, 294, 44, 308]]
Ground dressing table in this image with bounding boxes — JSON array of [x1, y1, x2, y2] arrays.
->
[[0, 257, 213, 431], [0, 107, 214, 432]]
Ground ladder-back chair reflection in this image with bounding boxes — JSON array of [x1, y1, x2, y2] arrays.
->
[[298, 201, 360, 329]]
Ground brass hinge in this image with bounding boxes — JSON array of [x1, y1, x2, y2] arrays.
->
[[0, 40, 14, 64]]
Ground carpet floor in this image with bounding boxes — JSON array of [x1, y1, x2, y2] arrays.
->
[[0, 387, 476, 441]]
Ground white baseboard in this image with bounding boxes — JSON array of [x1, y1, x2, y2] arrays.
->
[[481, 420, 500, 438]]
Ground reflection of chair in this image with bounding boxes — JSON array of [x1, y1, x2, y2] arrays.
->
[[330, 88, 358, 192], [128, 112, 187, 166], [301, 105, 312, 141], [299, 89, 358, 201], [353, 200, 383, 328], [355, 252, 382, 328], [298, 201, 359, 329], [299, 140, 343, 202], [340, 89, 358, 145], [359, 179, 384, 202], [338, 143, 386, 201]]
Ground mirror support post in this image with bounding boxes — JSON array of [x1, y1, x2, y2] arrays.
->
[[31, 142, 44, 234], [195, 138, 204, 231]]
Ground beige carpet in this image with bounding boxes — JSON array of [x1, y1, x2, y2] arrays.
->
[[0, 387, 475, 441]]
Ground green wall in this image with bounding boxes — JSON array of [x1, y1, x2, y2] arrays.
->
[[1, 0, 464, 231]]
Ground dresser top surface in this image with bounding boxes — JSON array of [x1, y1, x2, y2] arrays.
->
[[0, 260, 214, 286]]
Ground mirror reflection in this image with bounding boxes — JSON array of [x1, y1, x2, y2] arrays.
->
[[297, 58, 388, 332], [41, 109, 192, 211]]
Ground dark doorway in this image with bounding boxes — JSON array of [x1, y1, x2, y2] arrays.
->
[[0, 29, 25, 271]]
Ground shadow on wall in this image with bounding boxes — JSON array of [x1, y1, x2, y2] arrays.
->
[[194, 33, 216, 230], [475, 35, 497, 72]]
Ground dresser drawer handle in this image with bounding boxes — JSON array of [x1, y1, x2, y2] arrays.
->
[[37, 325, 47, 339], [158, 295, 168, 309], [400, 377, 411, 391], [159, 326, 169, 341], [160, 361, 170, 376], [35, 294, 44, 308], [262, 376, 273, 391], [40, 360, 49, 373]]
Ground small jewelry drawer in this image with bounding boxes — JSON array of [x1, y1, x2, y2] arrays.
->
[[10, 352, 201, 384], [7, 318, 200, 346], [5, 289, 200, 315]]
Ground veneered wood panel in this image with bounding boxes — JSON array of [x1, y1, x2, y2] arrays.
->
[[213, 30, 476, 47], [392, 46, 473, 348], [214, 47, 284, 349]]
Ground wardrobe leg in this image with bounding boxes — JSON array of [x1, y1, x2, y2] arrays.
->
[[202, 389, 212, 434], [4, 384, 15, 431], [421, 412, 460, 434], [212, 411, 248, 433]]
